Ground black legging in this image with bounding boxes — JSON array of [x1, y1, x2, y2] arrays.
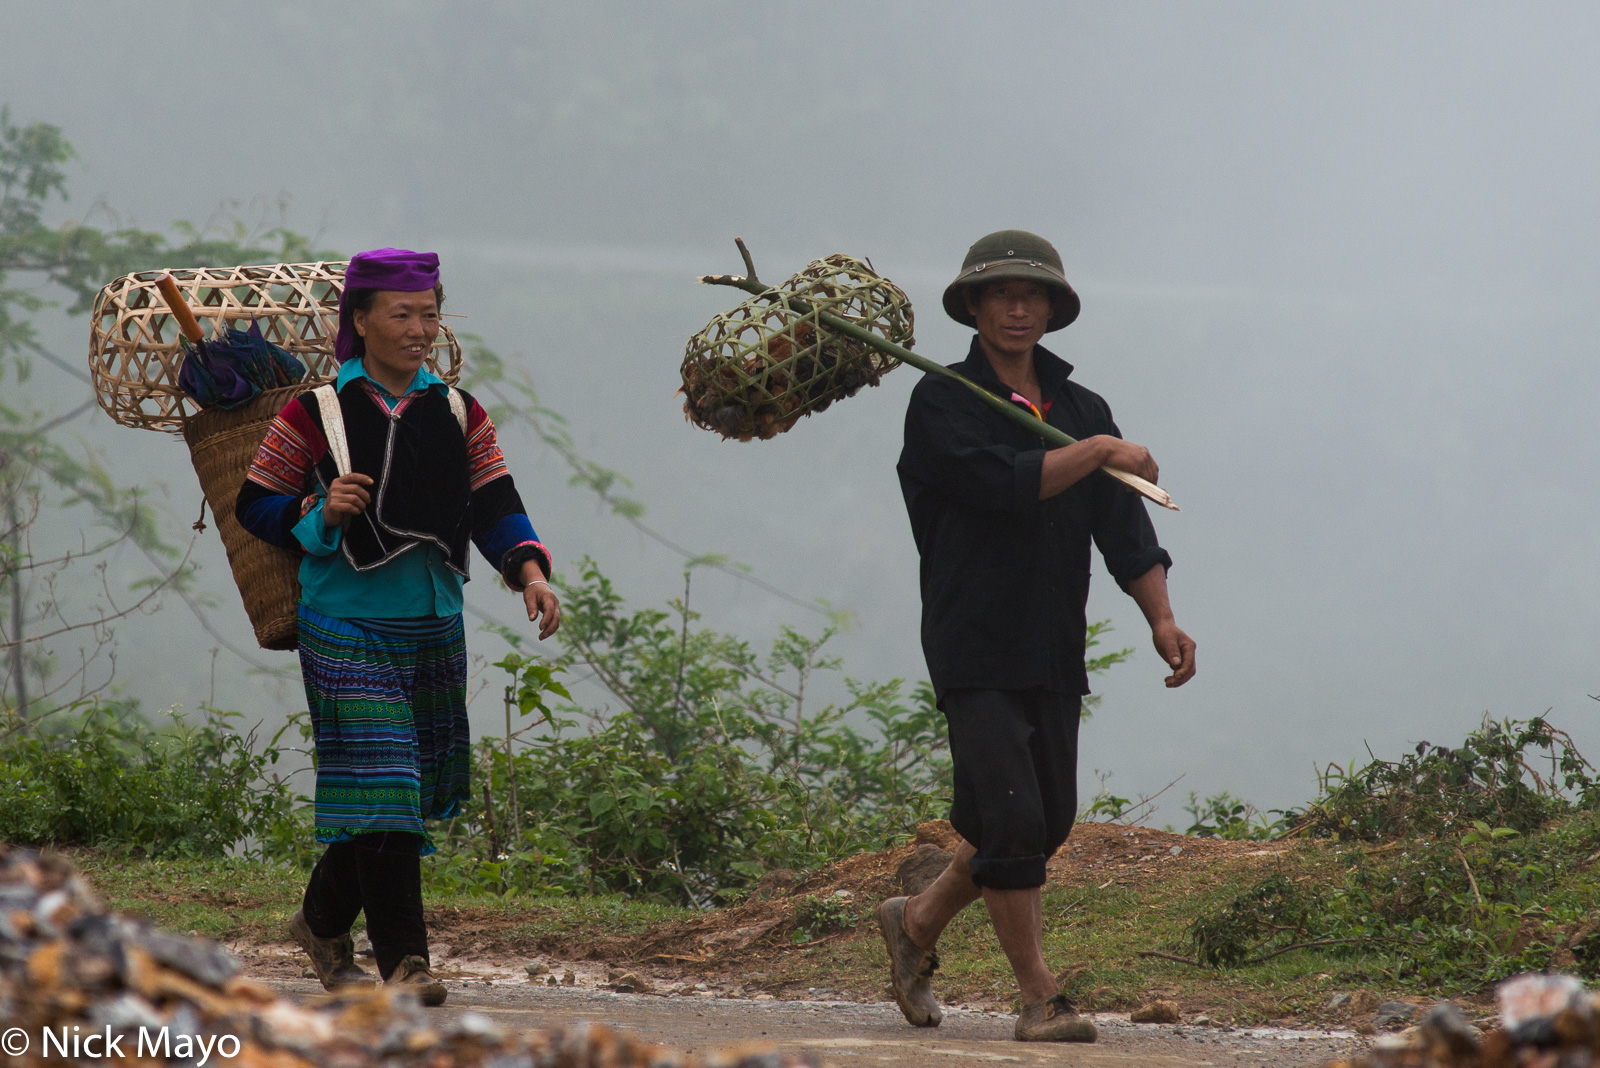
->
[[301, 831, 427, 980]]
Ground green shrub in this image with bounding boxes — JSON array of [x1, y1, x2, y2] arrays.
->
[[1286, 715, 1598, 842], [1179, 791, 1286, 841], [0, 704, 302, 857], [426, 559, 955, 904], [1176, 716, 1600, 989], [791, 892, 862, 943]]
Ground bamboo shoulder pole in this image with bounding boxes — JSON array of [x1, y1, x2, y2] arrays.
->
[[699, 272, 1178, 511]]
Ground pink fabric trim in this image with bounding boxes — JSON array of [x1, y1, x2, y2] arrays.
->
[[504, 540, 551, 589]]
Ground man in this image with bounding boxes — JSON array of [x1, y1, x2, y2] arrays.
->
[[880, 230, 1196, 1043]]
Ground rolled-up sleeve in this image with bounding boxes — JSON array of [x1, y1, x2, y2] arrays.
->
[[1090, 414, 1172, 591], [292, 499, 342, 557], [908, 385, 1044, 513]]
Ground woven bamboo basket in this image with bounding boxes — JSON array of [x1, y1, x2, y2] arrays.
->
[[88, 262, 463, 650], [680, 254, 913, 441]]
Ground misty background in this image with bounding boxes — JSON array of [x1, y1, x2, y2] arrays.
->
[[6, 1, 1599, 823]]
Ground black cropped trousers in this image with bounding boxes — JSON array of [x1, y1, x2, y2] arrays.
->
[[300, 830, 428, 980], [942, 686, 1081, 890]]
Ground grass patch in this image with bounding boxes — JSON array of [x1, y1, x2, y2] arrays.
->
[[59, 841, 1449, 1023], [67, 848, 696, 951], [64, 805, 1599, 1025]]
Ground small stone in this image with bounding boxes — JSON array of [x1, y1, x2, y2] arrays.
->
[[753, 993, 776, 1001], [1130, 1000, 1181, 1024], [1348, 989, 1380, 1015], [1191, 1014, 1212, 1027], [1372, 1030, 1417, 1052], [610, 971, 652, 994], [560, 969, 576, 986], [353, 932, 374, 958], [546, 975, 557, 986], [525, 961, 549, 977], [1169, 845, 1183, 856], [1326, 992, 1353, 1010]]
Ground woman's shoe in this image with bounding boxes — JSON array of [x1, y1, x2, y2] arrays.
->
[[289, 910, 376, 991], [387, 954, 447, 1006]]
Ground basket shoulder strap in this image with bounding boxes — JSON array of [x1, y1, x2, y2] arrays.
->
[[447, 386, 468, 436], [311, 384, 352, 478]]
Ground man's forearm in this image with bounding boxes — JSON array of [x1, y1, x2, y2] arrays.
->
[[1038, 439, 1111, 499], [1038, 435, 1158, 500], [1126, 563, 1175, 628]]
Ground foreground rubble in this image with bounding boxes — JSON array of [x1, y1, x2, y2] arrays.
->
[[0, 846, 820, 1068], [1327, 974, 1600, 1067]]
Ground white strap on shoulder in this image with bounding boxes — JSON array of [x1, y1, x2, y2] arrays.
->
[[311, 384, 352, 478], [447, 386, 468, 436]]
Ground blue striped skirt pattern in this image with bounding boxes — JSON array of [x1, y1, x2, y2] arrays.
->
[[296, 605, 470, 850]]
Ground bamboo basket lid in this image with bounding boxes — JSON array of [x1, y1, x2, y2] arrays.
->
[[88, 261, 462, 433]]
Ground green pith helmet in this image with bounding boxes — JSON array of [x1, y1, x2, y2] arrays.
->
[[942, 229, 1080, 332]]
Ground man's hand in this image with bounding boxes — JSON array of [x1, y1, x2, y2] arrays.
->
[[322, 473, 374, 527], [519, 560, 561, 640], [1152, 619, 1196, 688], [1039, 436, 1159, 500], [1126, 563, 1195, 688], [1094, 436, 1158, 485]]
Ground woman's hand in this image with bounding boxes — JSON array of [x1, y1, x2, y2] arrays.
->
[[520, 560, 561, 640], [322, 473, 374, 527]]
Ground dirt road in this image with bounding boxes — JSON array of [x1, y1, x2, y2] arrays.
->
[[267, 979, 1365, 1067]]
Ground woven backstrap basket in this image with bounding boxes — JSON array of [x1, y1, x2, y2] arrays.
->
[[680, 254, 913, 441], [88, 262, 462, 650]]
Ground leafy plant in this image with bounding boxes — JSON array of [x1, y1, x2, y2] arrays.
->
[[1171, 717, 1600, 989], [0, 702, 302, 857], [428, 560, 959, 905], [1286, 715, 1598, 842], [1180, 791, 1286, 841], [791, 892, 862, 943]]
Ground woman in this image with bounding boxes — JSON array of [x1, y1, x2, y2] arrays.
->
[[236, 248, 560, 1005]]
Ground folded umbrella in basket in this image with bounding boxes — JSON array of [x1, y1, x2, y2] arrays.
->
[[176, 320, 306, 408], [157, 274, 306, 409]]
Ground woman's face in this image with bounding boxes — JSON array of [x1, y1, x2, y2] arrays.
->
[[352, 289, 440, 387]]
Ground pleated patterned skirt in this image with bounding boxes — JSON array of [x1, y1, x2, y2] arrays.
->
[[296, 605, 470, 850]]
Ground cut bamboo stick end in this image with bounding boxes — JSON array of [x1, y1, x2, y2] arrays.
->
[[153, 274, 205, 343], [1104, 466, 1179, 511]]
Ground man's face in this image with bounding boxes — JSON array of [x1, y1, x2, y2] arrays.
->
[[966, 280, 1052, 361]]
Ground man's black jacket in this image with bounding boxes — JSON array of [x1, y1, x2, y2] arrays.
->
[[897, 337, 1172, 698]]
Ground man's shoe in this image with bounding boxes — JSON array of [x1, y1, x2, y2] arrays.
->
[[875, 896, 941, 1027], [1015, 993, 1098, 1042], [289, 910, 377, 991], [387, 954, 447, 1006]]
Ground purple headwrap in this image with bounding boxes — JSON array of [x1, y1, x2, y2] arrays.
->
[[334, 248, 442, 363]]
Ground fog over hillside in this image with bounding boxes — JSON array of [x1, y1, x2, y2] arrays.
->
[[7, 1, 1600, 821]]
